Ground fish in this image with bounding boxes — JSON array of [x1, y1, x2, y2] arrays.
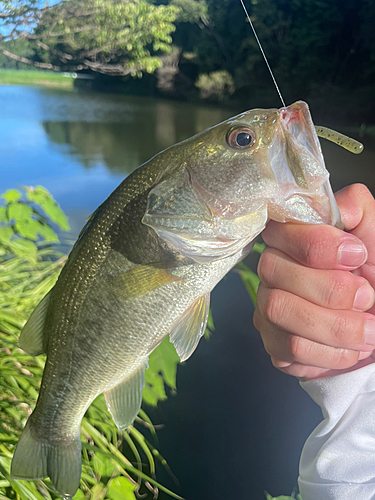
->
[[11, 100, 342, 498]]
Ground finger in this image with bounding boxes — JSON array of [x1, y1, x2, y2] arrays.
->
[[257, 247, 375, 311], [255, 284, 375, 350], [335, 184, 375, 313], [254, 308, 362, 370], [270, 355, 374, 380], [271, 359, 330, 380], [336, 184, 375, 251], [262, 221, 367, 271]]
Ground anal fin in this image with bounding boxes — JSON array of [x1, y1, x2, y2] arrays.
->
[[169, 293, 210, 362], [104, 360, 148, 431], [19, 291, 51, 356]]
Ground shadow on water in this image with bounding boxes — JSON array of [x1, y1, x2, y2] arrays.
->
[[1, 85, 375, 499]]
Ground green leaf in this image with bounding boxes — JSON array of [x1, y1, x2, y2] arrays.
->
[[1, 189, 21, 204], [40, 199, 70, 231], [37, 222, 59, 242], [0, 226, 13, 245], [143, 337, 179, 406], [10, 479, 46, 500], [15, 219, 42, 240], [0, 206, 8, 223], [143, 371, 167, 406], [72, 489, 86, 500], [26, 186, 70, 231], [237, 262, 260, 306], [107, 477, 137, 500], [204, 308, 214, 339], [264, 494, 301, 500], [8, 203, 33, 223], [253, 242, 266, 254], [8, 238, 37, 258], [92, 452, 117, 478]]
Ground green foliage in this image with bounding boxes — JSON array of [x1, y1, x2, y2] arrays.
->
[[236, 243, 265, 306], [144, 337, 179, 406], [0, 38, 37, 70], [237, 261, 260, 306], [170, 0, 207, 24], [0, 185, 294, 499], [3, 0, 375, 108], [264, 493, 302, 500], [1, 0, 184, 77], [195, 69, 234, 100], [0, 186, 182, 500], [0, 186, 69, 261]]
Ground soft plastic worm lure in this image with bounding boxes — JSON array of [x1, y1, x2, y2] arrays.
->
[[315, 126, 364, 154]]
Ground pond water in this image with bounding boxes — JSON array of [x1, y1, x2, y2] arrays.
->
[[1, 85, 374, 499]]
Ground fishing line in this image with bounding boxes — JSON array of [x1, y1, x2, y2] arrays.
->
[[239, 0, 286, 107], [239, 0, 364, 155]]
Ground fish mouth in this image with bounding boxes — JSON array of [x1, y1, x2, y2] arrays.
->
[[268, 101, 342, 228]]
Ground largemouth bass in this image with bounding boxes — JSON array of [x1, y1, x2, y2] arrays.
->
[[11, 101, 341, 498]]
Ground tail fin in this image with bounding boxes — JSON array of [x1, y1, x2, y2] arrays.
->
[[11, 417, 81, 499]]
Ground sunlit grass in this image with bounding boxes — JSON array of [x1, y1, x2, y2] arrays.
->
[[0, 187, 182, 500], [0, 69, 74, 89]]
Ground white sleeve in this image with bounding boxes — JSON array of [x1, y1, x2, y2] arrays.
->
[[298, 363, 375, 500]]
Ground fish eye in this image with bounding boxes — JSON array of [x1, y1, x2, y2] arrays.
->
[[226, 126, 255, 149]]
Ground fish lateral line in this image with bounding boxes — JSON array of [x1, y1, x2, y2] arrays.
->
[[315, 126, 364, 154]]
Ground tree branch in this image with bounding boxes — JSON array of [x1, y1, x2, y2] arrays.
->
[[35, 41, 73, 61], [0, 49, 85, 72], [0, 48, 144, 76]]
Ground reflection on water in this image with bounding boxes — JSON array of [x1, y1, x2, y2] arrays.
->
[[0, 86, 231, 214], [1, 86, 373, 203], [42, 103, 227, 175]]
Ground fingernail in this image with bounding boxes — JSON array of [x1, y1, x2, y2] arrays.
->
[[354, 284, 375, 311], [364, 320, 375, 345], [338, 241, 367, 267]]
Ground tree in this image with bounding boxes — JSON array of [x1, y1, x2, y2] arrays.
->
[[0, 0, 181, 76]]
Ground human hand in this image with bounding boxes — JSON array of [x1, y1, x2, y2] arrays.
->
[[254, 184, 375, 380]]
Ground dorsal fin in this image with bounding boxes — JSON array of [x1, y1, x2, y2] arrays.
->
[[169, 294, 210, 362], [19, 291, 51, 356]]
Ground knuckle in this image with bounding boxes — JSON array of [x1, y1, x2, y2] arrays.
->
[[323, 275, 351, 309], [257, 249, 279, 287], [330, 314, 350, 344], [330, 313, 361, 345], [347, 183, 374, 203], [262, 288, 286, 324], [302, 228, 333, 267], [287, 334, 304, 360], [336, 348, 359, 370]]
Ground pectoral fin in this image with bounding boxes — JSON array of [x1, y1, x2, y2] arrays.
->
[[104, 360, 148, 431], [19, 291, 51, 356], [110, 264, 182, 301], [169, 293, 210, 362]]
